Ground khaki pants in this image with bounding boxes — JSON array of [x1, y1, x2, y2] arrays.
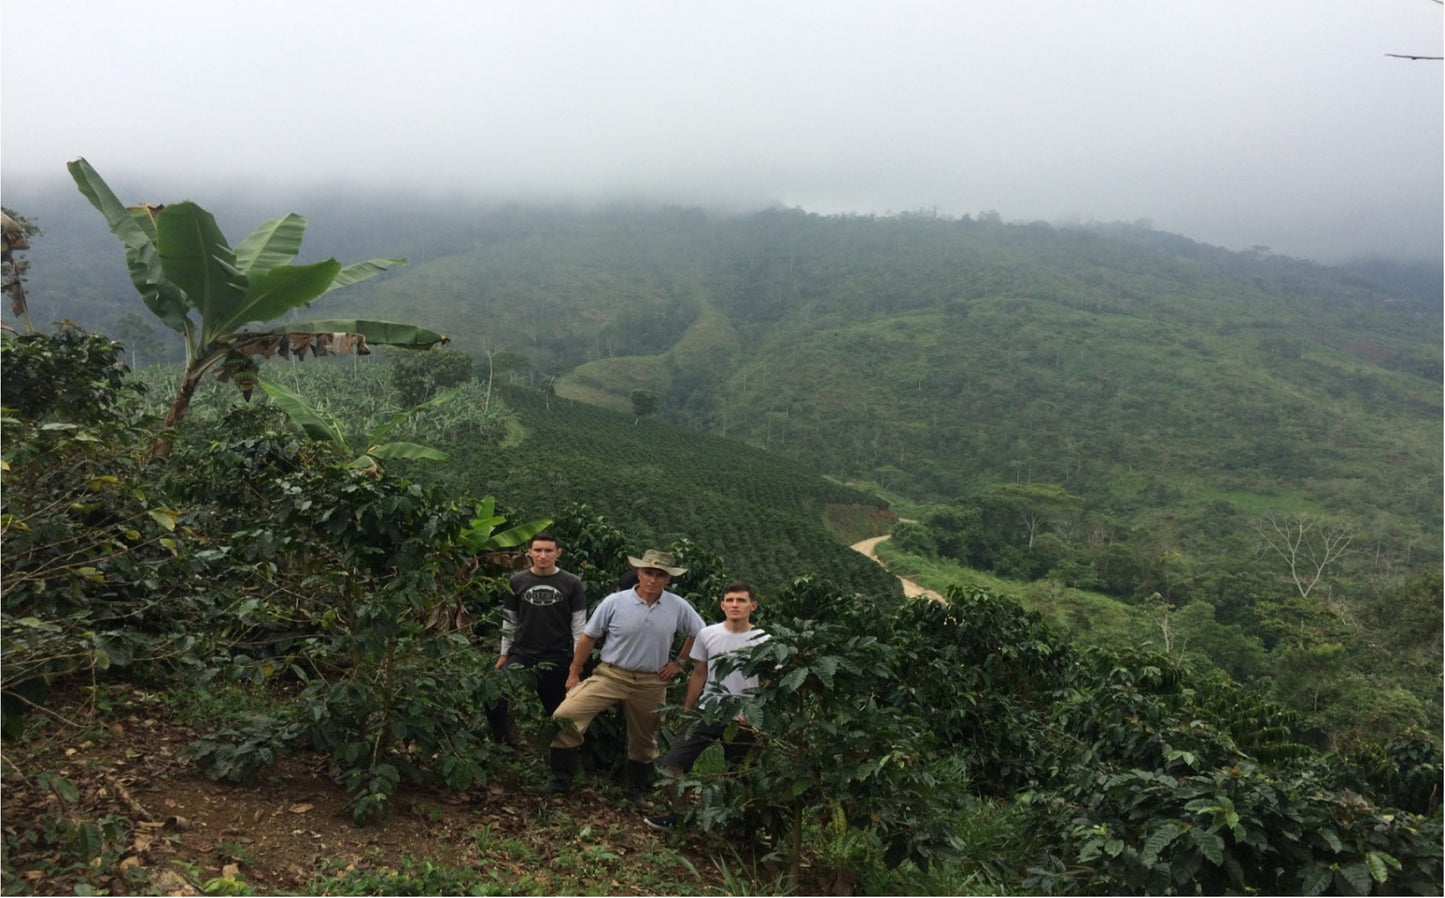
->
[[550, 663, 669, 761]]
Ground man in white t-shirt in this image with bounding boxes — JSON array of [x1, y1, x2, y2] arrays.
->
[[645, 581, 768, 830]]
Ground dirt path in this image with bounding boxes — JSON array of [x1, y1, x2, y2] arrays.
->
[[850, 534, 945, 602]]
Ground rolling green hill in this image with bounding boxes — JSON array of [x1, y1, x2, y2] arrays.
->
[[6, 185, 1439, 613], [320, 206, 1440, 598]]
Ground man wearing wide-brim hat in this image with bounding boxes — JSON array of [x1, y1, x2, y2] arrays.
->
[[534, 549, 704, 806]]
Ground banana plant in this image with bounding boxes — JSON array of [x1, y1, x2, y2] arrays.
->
[[458, 496, 552, 555], [67, 158, 447, 457], [257, 376, 453, 475]]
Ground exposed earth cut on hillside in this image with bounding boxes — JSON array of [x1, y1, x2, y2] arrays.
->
[[850, 534, 944, 602]]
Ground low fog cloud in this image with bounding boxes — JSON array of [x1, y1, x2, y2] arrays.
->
[[3, 0, 1440, 262]]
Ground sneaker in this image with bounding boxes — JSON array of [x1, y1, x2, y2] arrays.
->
[[644, 813, 678, 831]]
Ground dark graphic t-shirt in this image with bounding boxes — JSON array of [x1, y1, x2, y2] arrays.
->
[[504, 569, 587, 662]]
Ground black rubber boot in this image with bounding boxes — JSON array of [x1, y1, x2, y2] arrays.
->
[[531, 747, 578, 795], [485, 700, 518, 747], [625, 760, 654, 809]]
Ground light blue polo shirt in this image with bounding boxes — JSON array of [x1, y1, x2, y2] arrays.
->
[[585, 588, 705, 672]]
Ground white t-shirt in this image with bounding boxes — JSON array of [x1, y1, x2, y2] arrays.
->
[[687, 622, 768, 710]]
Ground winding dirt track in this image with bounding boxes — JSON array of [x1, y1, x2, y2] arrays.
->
[[850, 534, 945, 602]]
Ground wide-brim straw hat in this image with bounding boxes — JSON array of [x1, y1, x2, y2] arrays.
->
[[627, 549, 688, 577]]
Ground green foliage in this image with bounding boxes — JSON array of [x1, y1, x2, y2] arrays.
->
[[2, 258, 1440, 894], [407, 384, 900, 598], [456, 495, 551, 554], [630, 388, 660, 420], [257, 375, 454, 471], [389, 346, 475, 407], [304, 856, 489, 896], [1, 328, 201, 737], [676, 603, 967, 888], [0, 323, 140, 422], [67, 158, 441, 454]]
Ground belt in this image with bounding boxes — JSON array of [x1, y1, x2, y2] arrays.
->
[[598, 661, 660, 676]]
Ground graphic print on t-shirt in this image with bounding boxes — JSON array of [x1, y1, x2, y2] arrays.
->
[[522, 585, 565, 607]]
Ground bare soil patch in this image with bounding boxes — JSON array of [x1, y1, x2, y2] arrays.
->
[[2, 688, 741, 896]]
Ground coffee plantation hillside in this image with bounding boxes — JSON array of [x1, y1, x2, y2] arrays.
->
[[394, 379, 905, 599], [2, 327, 1440, 895], [8, 187, 1437, 625]]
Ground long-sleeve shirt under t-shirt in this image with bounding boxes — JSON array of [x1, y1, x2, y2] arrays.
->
[[584, 588, 704, 672], [501, 568, 587, 663]]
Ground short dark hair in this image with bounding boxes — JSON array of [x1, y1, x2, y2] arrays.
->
[[529, 531, 559, 548], [722, 581, 756, 601]]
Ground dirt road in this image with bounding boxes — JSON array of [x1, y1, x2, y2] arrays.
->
[[850, 534, 945, 602]]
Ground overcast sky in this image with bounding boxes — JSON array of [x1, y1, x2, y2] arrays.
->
[[3, 0, 1441, 262]]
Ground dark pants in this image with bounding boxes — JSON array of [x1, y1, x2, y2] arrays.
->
[[659, 720, 757, 773], [487, 653, 568, 738]]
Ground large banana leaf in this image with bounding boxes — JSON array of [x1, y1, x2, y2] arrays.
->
[[234, 214, 307, 275], [67, 158, 191, 333], [258, 377, 451, 470], [367, 385, 464, 446], [458, 496, 552, 553], [329, 258, 408, 291], [272, 319, 448, 347], [217, 260, 342, 338], [257, 378, 348, 447], [156, 202, 241, 342]]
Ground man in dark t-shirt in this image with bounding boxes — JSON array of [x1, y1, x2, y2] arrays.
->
[[486, 532, 587, 744]]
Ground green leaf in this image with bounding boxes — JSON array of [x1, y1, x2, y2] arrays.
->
[[257, 379, 349, 449], [329, 257, 408, 290], [235, 213, 306, 275], [778, 667, 809, 693], [157, 202, 243, 344], [1300, 865, 1332, 897], [1337, 862, 1371, 895], [219, 260, 344, 337], [1365, 850, 1397, 883], [1190, 828, 1224, 866], [485, 518, 552, 550], [67, 157, 192, 333], [1140, 822, 1183, 866]]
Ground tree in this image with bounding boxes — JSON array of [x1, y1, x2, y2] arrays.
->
[[68, 158, 448, 457], [389, 346, 475, 407], [990, 482, 1083, 548], [630, 388, 659, 423], [1255, 514, 1355, 599], [113, 312, 165, 368]]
